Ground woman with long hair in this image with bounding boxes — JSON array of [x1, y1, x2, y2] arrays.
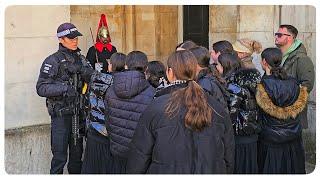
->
[[145, 61, 169, 90], [104, 51, 155, 173], [217, 52, 261, 174], [189, 46, 228, 108], [126, 50, 234, 174], [256, 48, 307, 174], [211, 40, 235, 64]]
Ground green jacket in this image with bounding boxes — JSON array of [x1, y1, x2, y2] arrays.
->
[[282, 43, 315, 128]]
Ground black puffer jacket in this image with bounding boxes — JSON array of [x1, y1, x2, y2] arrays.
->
[[224, 68, 261, 136], [126, 83, 235, 174], [197, 69, 228, 109], [104, 70, 155, 158], [256, 75, 308, 144]]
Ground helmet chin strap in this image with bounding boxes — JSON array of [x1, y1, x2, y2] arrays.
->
[[100, 38, 108, 44]]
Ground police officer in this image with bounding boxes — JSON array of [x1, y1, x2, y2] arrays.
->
[[36, 22, 94, 174]]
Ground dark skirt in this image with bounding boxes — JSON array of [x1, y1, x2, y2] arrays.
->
[[81, 128, 113, 174], [258, 136, 306, 174], [234, 135, 259, 174]]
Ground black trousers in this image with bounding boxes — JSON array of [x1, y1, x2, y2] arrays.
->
[[50, 114, 83, 174]]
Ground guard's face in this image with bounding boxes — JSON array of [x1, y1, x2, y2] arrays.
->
[[59, 37, 78, 50], [98, 27, 109, 44], [275, 28, 293, 47], [99, 36, 109, 44]]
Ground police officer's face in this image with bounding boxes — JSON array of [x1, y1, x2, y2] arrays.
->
[[59, 37, 79, 50]]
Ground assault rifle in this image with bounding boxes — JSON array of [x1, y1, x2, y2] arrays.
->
[[70, 70, 89, 146], [71, 72, 81, 146], [58, 52, 90, 146]]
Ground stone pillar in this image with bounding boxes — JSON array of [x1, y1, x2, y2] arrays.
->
[[209, 6, 238, 49], [237, 5, 278, 48], [155, 5, 178, 63]]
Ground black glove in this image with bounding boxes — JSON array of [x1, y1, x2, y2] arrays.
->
[[64, 86, 78, 98], [79, 66, 95, 82], [66, 63, 81, 74]]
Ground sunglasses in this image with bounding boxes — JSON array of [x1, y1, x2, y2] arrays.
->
[[275, 32, 292, 38]]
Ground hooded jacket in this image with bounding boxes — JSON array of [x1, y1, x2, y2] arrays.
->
[[256, 75, 308, 144], [126, 83, 234, 174], [282, 43, 314, 128], [104, 70, 155, 158], [197, 69, 228, 109]]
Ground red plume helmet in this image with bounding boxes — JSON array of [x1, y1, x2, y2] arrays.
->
[[95, 14, 113, 52]]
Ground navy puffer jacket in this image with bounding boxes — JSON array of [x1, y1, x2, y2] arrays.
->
[[256, 75, 308, 144], [104, 70, 155, 158]]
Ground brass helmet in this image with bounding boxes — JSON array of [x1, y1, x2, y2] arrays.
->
[[98, 25, 109, 39], [96, 14, 111, 44]]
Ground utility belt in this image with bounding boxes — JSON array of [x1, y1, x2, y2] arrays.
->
[[46, 98, 74, 117]]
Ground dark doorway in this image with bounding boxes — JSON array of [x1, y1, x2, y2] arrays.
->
[[183, 5, 209, 48]]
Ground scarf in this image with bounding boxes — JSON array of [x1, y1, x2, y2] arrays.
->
[[95, 42, 113, 52], [281, 39, 302, 66]]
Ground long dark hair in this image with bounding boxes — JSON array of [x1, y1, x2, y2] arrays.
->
[[212, 40, 234, 54], [165, 50, 212, 131], [190, 46, 226, 85], [110, 52, 126, 72], [176, 40, 198, 50], [146, 61, 167, 88], [126, 51, 148, 73], [261, 48, 287, 80], [189, 46, 210, 68], [218, 53, 241, 77]]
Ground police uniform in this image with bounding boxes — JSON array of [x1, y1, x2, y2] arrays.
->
[[36, 23, 93, 174]]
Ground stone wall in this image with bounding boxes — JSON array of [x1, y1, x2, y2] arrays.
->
[[5, 5, 70, 129], [70, 5, 178, 64]]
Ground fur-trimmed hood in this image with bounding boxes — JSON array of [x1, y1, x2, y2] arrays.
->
[[256, 81, 308, 120]]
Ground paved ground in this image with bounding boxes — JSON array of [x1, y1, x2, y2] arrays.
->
[[306, 162, 316, 174]]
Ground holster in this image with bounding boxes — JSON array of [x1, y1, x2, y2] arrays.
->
[[57, 106, 74, 117]]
